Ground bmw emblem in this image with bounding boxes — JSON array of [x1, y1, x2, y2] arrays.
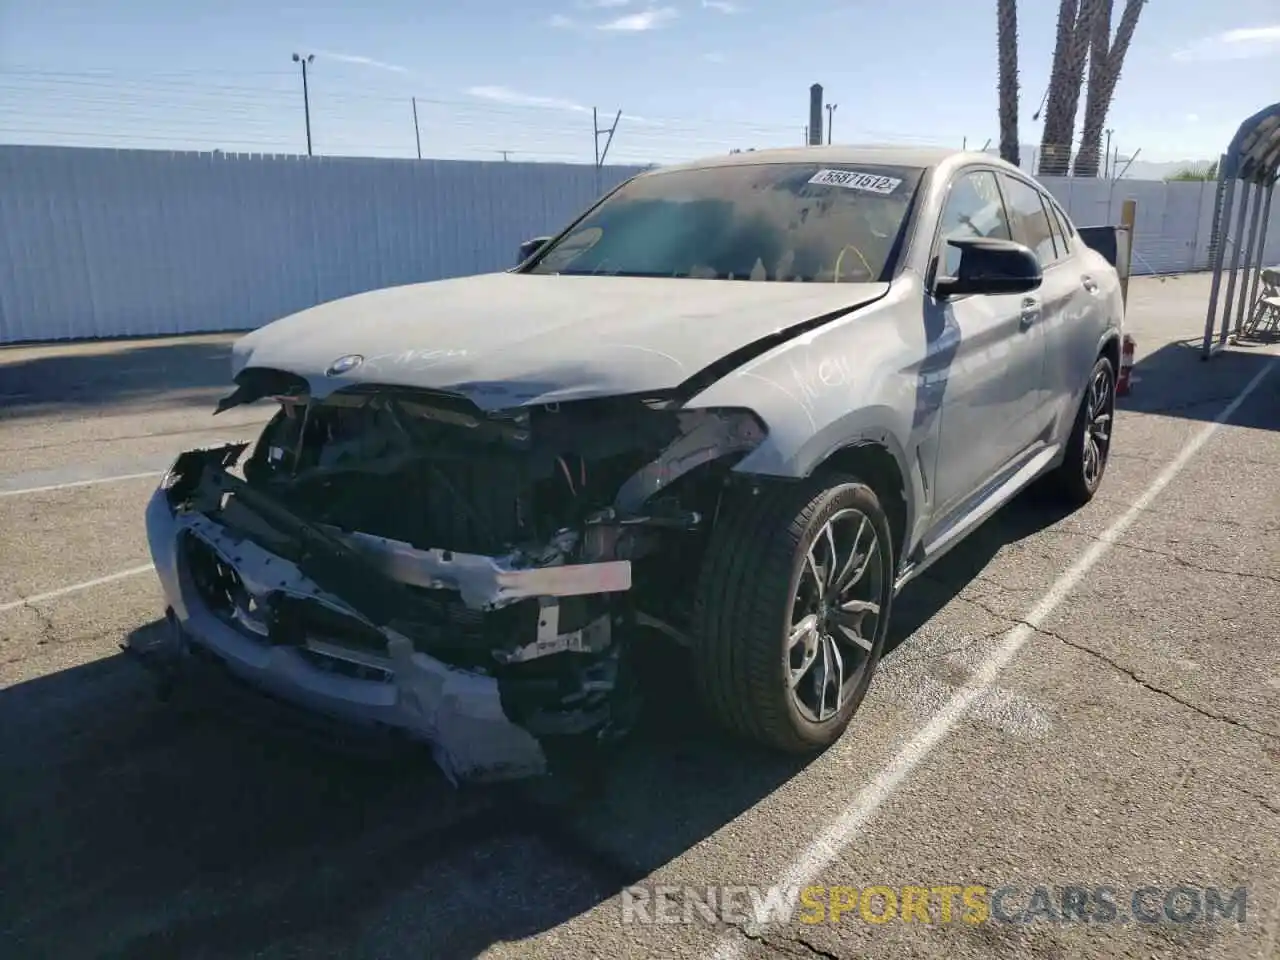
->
[[325, 354, 364, 377]]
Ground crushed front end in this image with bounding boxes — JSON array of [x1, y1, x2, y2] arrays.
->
[[137, 373, 766, 783]]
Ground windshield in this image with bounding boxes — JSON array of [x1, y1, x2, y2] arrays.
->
[[525, 162, 924, 283]]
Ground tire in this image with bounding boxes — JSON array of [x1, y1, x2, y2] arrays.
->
[[1045, 355, 1116, 507], [691, 475, 895, 753]]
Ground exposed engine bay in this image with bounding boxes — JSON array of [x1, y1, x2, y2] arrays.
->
[[150, 370, 767, 782]]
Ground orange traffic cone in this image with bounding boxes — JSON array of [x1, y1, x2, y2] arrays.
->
[[1116, 334, 1135, 396]]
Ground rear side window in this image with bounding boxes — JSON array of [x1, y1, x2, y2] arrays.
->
[[936, 170, 1012, 276], [1044, 196, 1072, 254], [1001, 174, 1063, 266], [1049, 197, 1075, 236]]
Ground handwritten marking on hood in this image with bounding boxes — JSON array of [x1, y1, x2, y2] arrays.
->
[[363, 348, 470, 371]]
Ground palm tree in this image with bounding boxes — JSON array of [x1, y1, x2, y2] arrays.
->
[[996, 0, 1021, 167], [1072, 0, 1147, 177], [1165, 160, 1219, 182], [1037, 0, 1096, 177]]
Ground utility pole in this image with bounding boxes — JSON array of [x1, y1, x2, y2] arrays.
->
[[292, 52, 315, 156], [1113, 147, 1140, 181], [593, 107, 622, 192], [808, 84, 823, 146], [825, 103, 837, 144], [499, 150, 513, 161], [412, 97, 422, 159], [1103, 128, 1114, 178]]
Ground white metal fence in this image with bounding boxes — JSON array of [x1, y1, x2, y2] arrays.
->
[[1, 145, 1276, 343]]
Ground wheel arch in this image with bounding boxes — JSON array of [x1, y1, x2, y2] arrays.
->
[[811, 440, 912, 575], [1098, 329, 1121, 373]]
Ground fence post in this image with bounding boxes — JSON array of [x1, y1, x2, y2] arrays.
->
[[1119, 198, 1137, 308]]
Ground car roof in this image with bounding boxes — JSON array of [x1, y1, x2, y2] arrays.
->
[[639, 144, 1023, 178]]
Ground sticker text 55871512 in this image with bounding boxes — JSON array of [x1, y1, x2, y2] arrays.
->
[[808, 169, 903, 195]]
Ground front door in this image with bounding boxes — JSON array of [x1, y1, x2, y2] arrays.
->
[[927, 169, 1048, 518]]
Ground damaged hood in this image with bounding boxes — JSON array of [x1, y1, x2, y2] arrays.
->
[[229, 272, 888, 410]]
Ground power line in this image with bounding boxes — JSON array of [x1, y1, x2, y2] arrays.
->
[[0, 68, 952, 141], [0, 67, 965, 166]]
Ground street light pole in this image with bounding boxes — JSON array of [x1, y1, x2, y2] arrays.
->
[[825, 103, 837, 145], [292, 52, 315, 156]]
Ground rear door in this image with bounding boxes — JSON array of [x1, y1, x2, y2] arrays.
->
[[926, 168, 1049, 518], [1040, 191, 1115, 431]]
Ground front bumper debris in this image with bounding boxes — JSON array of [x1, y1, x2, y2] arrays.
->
[[142, 446, 638, 784]]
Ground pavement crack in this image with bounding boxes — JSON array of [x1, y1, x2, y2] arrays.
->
[[1091, 494, 1277, 532], [943, 594, 1279, 743], [1044, 528, 1280, 584], [1108, 540, 1280, 584], [1040, 628, 1279, 742], [1029, 527, 1280, 586], [1222, 782, 1280, 817], [26, 604, 59, 647], [739, 926, 842, 960]]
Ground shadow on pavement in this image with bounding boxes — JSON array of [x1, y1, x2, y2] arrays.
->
[[1123, 339, 1280, 432], [0, 336, 242, 420], [0, 493, 1072, 960]]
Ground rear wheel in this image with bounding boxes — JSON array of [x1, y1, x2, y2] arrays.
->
[[1046, 355, 1116, 506], [691, 476, 895, 753]]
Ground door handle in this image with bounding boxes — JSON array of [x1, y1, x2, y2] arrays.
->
[[1081, 275, 1099, 294], [1019, 297, 1040, 329]]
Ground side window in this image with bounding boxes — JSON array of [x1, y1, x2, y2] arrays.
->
[[936, 170, 1012, 276], [1044, 194, 1072, 254], [1001, 174, 1061, 266], [1048, 197, 1076, 250]]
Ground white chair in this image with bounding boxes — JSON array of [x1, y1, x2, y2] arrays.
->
[[1242, 266, 1280, 338]]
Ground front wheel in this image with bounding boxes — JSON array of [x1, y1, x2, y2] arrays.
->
[[691, 476, 895, 753], [1046, 355, 1116, 506]]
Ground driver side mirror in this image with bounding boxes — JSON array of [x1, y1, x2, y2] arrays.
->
[[934, 236, 1042, 298], [518, 236, 552, 264]]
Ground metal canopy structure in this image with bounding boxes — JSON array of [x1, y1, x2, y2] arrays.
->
[[1201, 101, 1280, 358]]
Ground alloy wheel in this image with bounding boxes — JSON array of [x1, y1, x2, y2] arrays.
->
[[1083, 365, 1114, 488], [787, 508, 883, 724]]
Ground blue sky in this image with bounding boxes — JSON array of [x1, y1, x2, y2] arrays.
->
[[1, 0, 1278, 165]]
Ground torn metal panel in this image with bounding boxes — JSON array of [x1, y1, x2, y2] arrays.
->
[[613, 409, 767, 513], [497, 606, 613, 665], [329, 528, 632, 610]]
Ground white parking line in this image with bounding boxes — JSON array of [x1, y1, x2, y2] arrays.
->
[[708, 355, 1278, 960], [0, 564, 155, 614], [0, 471, 162, 498]]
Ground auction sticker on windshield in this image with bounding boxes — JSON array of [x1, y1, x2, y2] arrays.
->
[[808, 169, 903, 195]]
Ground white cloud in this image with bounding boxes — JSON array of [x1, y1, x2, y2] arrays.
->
[[311, 50, 409, 74], [1222, 25, 1280, 43], [549, 13, 578, 27], [703, 51, 727, 63], [579, 0, 632, 7], [1172, 23, 1280, 61], [702, 0, 740, 12], [597, 7, 678, 30], [1186, 113, 1200, 123], [466, 85, 590, 113]]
